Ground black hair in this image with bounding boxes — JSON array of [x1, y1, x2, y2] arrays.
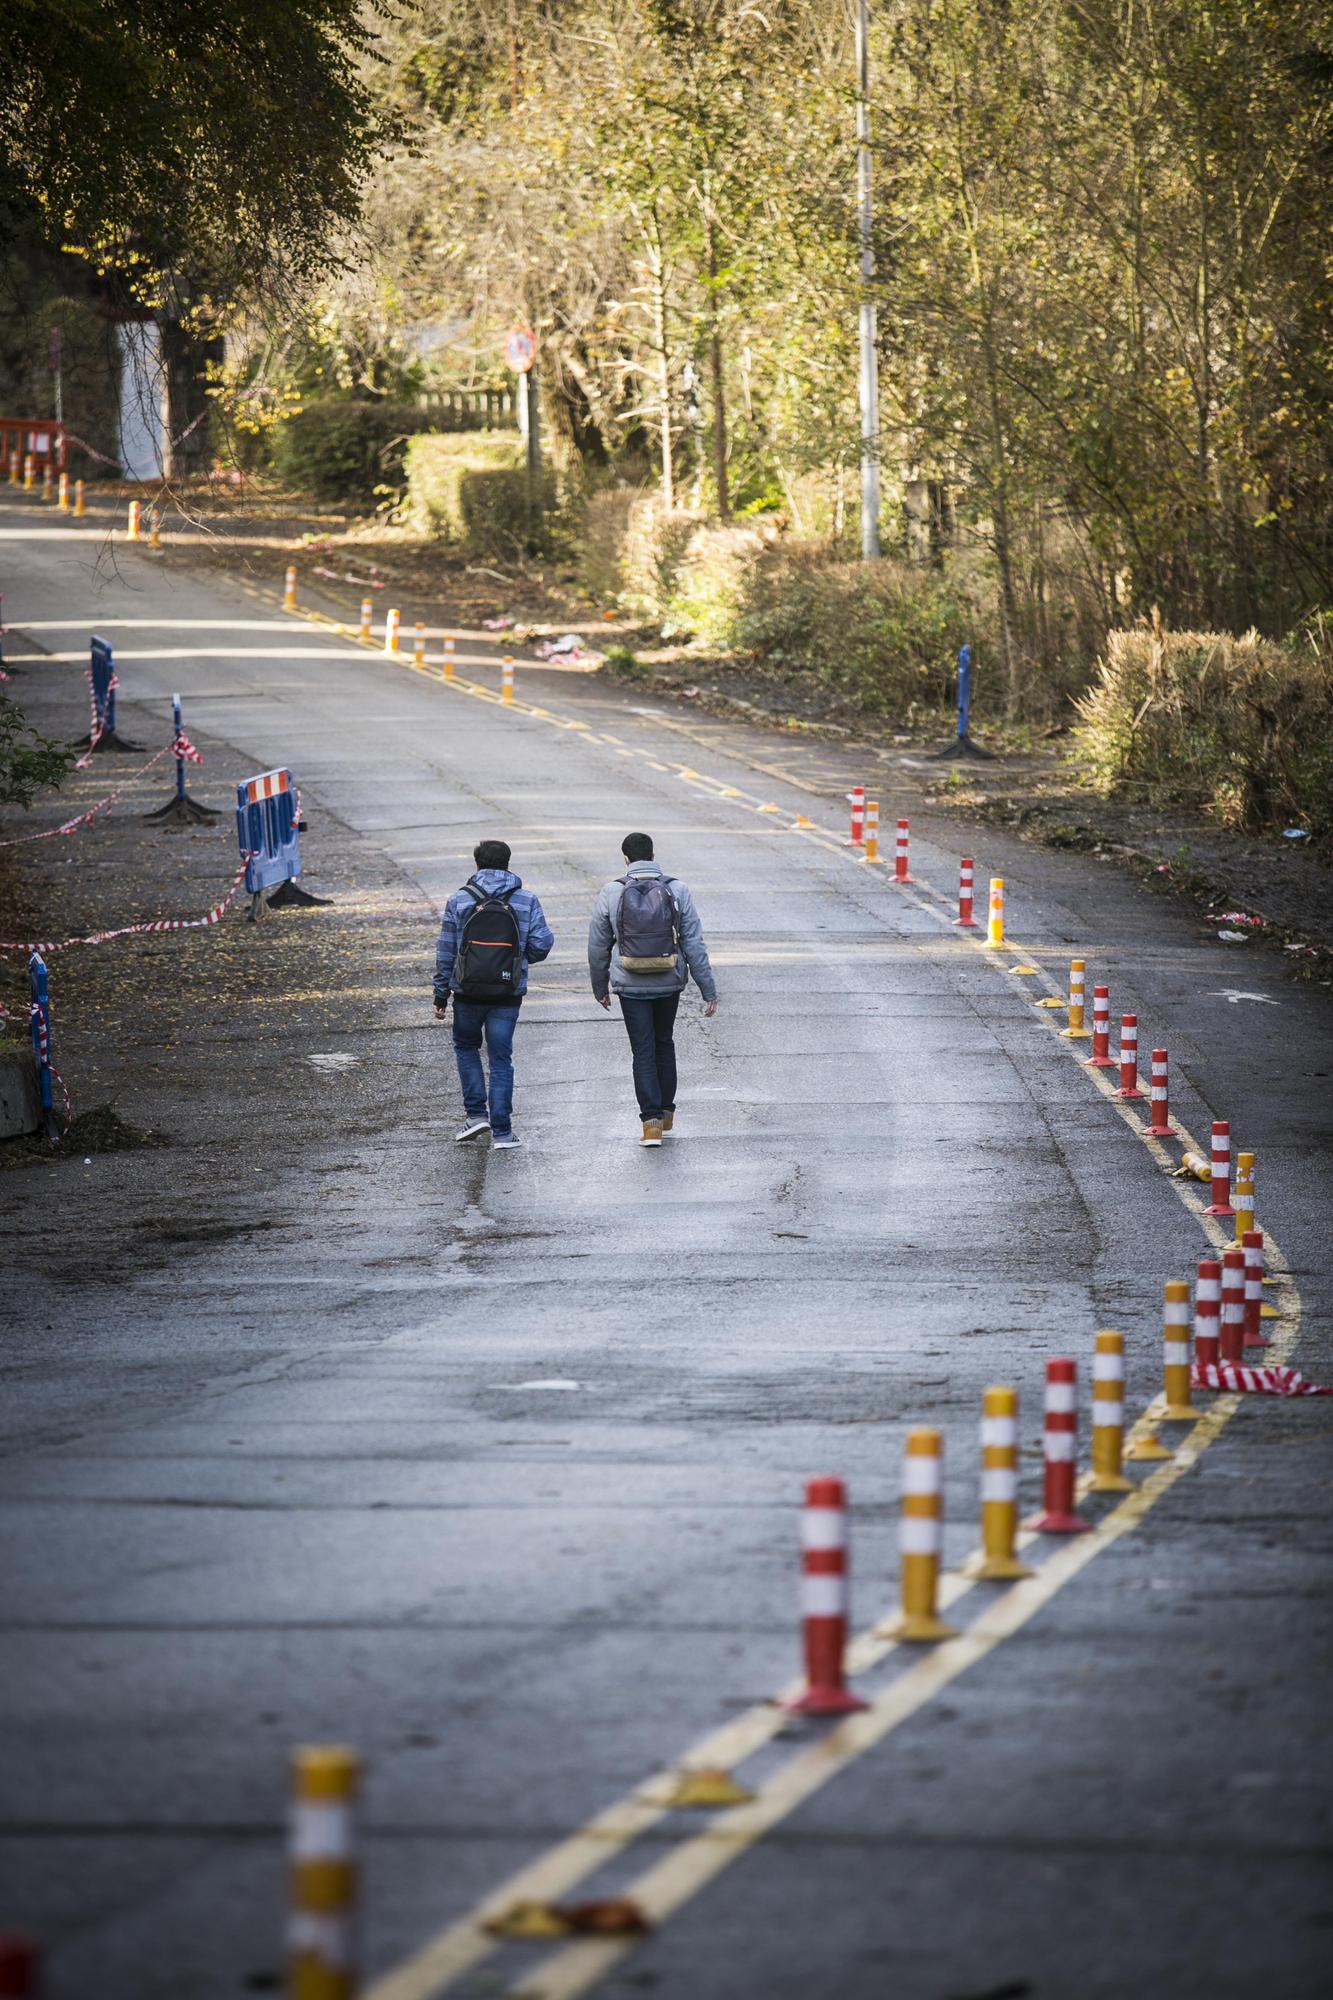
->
[[622, 831, 654, 862], [474, 838, 512, 870]]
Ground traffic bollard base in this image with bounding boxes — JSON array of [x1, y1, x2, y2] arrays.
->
[[143, 793, 221, 825], [1146, 1119, 1175, 1137], [75, 729, 145, 754], [1124, 1434, 1173, 1461], [966, 1553, 1033, 1582], [1115, 1084, 1146, 1100], [782, 1684, 868, 1716], [1084, 1052, 1116, 1068], [1203, 1202, 1235, 1217], [1162, 1403, 1203, 1423], [1061, 1025, 1091, 1039], [1029, 1509, 1092, 1534], [1089, 1469, 1135, 1493], [877, 1612, 960, 1643], [267, 879, 333, 910]]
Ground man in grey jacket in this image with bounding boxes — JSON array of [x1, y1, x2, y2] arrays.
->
[[588, 831, 718, 1147]]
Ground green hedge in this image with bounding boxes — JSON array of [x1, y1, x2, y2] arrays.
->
[[403, 433, 556, 553], [272, 401, 429, 503]]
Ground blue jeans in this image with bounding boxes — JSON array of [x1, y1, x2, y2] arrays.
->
[[619, 993, 680, 1121], [451, 1000, 520, 1135]]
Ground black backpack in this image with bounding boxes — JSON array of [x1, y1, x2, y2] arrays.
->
[[453, 882, 523, 1000], [615, 873, 679, 973]]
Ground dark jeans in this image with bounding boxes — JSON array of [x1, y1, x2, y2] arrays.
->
[[451, 999, 520, 1135], [618, 992, 680, 1121]]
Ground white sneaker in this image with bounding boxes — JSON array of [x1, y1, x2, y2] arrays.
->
[[455, 1117, 490, 1142], [491, 1131, 522, 1149]]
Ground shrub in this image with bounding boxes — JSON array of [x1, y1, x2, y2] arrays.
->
[[1072, 621, 1333, 835], [272, 400, 428, 503], [401, 432, 559, 555]]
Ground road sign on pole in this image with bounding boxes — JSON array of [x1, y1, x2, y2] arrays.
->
[[505, 324, 536, 373]]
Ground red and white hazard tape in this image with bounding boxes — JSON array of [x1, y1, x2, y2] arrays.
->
[[172, 732, 203, 765], [30, 999, 74, 1136], [74, 664, 118, 767], [1, 732, 203, 849], [0, 854, 255, 956], [1191, 1361, 1332, 1398], [0, 797, 113, 848]]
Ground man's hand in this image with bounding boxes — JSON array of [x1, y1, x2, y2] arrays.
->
[[596, 994, 612, 1010], [704, 998, 719, 1018], [433, 1002, 448, 1020]]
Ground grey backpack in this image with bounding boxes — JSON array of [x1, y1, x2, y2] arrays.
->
[[616, 874, 679, 973]]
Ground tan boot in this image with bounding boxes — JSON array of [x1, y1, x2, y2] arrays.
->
[[661, 1111, 675, 1134], [640, 1118, 664, 1147]]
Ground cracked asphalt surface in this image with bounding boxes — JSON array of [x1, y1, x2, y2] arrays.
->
[[1, 498, 1331, 1998]]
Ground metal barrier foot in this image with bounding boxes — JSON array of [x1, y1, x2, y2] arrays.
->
[[266, 879, 332, 910], [143, 794, 221, 825]]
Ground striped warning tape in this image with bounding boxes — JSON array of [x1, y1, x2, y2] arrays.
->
[[30, 997, 74, 1137], [1, 731, 205, 849], [1192, 1361, 1331, 1397], [0, 797, 113, 848], [0, 854, 255, 955]]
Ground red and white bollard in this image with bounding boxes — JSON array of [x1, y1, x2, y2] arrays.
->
[[894, 819, 910, 883], [1205, 1120, 1233, 1216], [1032, 1359, 1090, 1533], [1193, 1257, 1221, 1370], [955, 857, 977, 928], [785, 1477, 867, 1714], [284, 565, 297, 612], [1146, 1048, 1173, 1137], [846, 786, 865, 846], [384, 607, 401, 655], [1242, 1231, 1271, 1349], [1115, 1014, 1144, 1099], [1220, 1248, 1246, 1364], [1086, 985, 1114, 1068]]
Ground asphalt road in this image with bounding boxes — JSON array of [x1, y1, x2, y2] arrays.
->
[[2, 500, 1331, 1999]]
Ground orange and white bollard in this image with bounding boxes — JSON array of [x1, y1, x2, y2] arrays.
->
[[1242, 1231, 1271, 1349], [986, 877, 1004, 947], [288, 1745, 360, 1999], [1146, 1048, 1173, 1137], [1220, 1247, 1246, 1364], [955, 856, 977, 928], [1232, 1150, 1255, 1245], [1115, 1014, 1144, 1099], [6, 446, 18, 485], [863, 800, 881, 863], [443, 634, 456, 681], [1193, 1258, 1221, 1370], [971, 1386, 1031, 1580], [57, 470, 69, 510], [501, 655, 515, 704], [894, 819, 910, 883], [1086, 984, 1114, 1068], [414, 620, 427, 668], [22, 454, 34, 491], [1154, 1279, 1197, 1422], [41, 462, 53, 500], [1205, 1120, 1233, 1216], [846, 786, 865, 846], [1090, 1331, 1133, 1492], [784, 1477, 867, 1714], [74, 478, 86, 518], [149, 509, 161, 549], [284, 565, 298, 612], [384, 607, 400, 655], [1061, 958, 1089, 1039], [358, 597, 372, 643], [881, 1428, 958, 1641], [127, 499, 141, 540], [1032, 1359, 1089, 1533]]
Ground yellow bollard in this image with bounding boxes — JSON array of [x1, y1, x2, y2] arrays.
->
[[1232, 1151, 1255, 1246], [7, 447, 18, 486], [288, 1745, 360, 1999], [57, 470, 70, 511], [284, 565, 298, 612], [413, 620, 426, 668], [74, 478, 86, 518], [384, 607, 400, 655], [986, 877, 1005, 947], [878, 1428, 959, 1642], [149, 509, 161, 549], [127, 499, 141, 540], [358, 597, 372, 643], [23, 453, 35, 491], [1062, 957, 1090, 1038], [1089, 1331, 1134, 1492], [443, 634, 455, 681], [41, 462, 53, 500], [969, 1386, 1033, 1580], [501, 654, 514, 704], [863, 799, 881, 863], [1159, 1279, 1199, 1423]]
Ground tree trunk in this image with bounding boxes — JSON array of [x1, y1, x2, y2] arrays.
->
[[647, 231, 674, 510], [704, 214, 730, 521]]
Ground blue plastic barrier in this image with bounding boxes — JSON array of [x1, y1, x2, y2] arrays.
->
[[90, 635, 116, 736], [955, 643, 972, 743], [28, 950, 56, 1138], [236, 768, 301, 894]]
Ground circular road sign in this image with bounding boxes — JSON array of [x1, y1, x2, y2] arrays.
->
[[505, 323, 537, 373]]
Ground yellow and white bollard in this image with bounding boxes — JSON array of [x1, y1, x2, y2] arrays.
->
[[1089, 1330, 1134, 1492], [127, 499, 141, 540], [1160, 1278, 1198, 1422], [501, 654, 515, 704], [443, 634, 455, 682], [149, 509, 162, 549], [358, 598, 372, 644], [1232, 1150, 1255, 1246], [879, 1428, 959, 1642], [288, 1745, 360, 2000], [74, 478, 86, 518], [23, 453, 35, 491], [1062, 958, 1089, 1038], [970, 1386, 1032, 1581], [384, 608, 400, 655], [284, 565, 298, 612], [7, 447, 18, 485], [413, 620, 426, 668], [863, 799, 881, 864], [57, 470, 70, 511], [986, 877, 1005, 947], [41, 462, 54, 500]]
